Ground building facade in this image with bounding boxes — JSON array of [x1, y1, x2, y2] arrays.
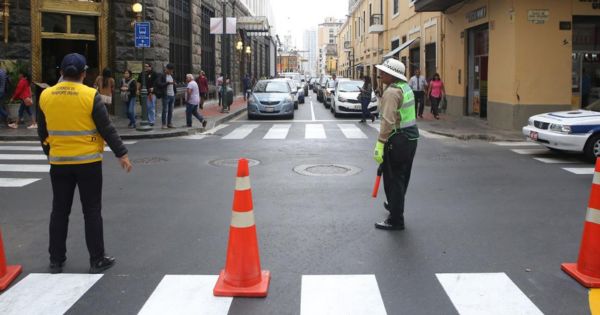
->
[[317, 17, 343, 75], [303, 28, 317, 77], [415, 0, 600, 130]]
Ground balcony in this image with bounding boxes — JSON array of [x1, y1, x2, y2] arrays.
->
[[414, 0, 465, 12], [369, 14, 384, 34]]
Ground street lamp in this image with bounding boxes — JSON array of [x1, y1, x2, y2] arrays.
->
[[245, 46, 251, 55], [133, 1, 152, 131], [236, 40, 243, 51]]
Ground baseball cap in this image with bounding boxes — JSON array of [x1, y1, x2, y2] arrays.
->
[[61, 53, 88, 77]]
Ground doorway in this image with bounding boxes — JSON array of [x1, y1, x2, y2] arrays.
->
[[425, 43, 436, 81], [467, 24, 489, 118], [573, 16, 600, 108], [409, 46, 420, 77], [42, 39, 99, 87]]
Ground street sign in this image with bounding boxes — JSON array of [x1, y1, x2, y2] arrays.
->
[[135, 22, 151, 48]]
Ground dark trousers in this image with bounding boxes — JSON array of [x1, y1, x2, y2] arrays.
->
[[186, 103, 204, 127], [360, 98, 372, 121], [430, 96, 441, 117], [18, 101, 33, 120], [414, 91, 425, 117], [49, 162, 104, 263], [382, 133, 417, 225]]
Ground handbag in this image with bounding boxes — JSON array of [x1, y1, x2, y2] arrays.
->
[[23, 97, 33, 106]]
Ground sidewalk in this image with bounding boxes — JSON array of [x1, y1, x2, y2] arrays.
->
[[417, 108, 524, 142], [0, 96, 247, 141]]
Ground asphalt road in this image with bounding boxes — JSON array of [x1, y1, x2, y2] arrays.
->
[[0, 91, 594, 314]]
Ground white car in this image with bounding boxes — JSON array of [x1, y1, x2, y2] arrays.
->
[[330, 79, 379, 118], [522, 109, 600, 161]]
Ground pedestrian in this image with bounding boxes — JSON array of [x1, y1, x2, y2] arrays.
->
[[185, 74, 207, 128], [408, 69, 427, 119], [0, 67, 16, 129], [373, 58, 419, 231], [157, 64, 176, 129], [37, 53, 133, 274], [93, 68, 115, 113], [10, 70, 36, 129], [216, 73, 224, 107], [197, 70, 209, 109], [427, 73, 445, 120], [242, 73, 251, 101], [222, 78, 234, 113], [332, 74, 338, 90], [120, 70, 137, 128], [358, 75, 375, 123], [138, 63, 159, 126]]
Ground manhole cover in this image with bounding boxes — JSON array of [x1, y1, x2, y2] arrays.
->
[[294, 164, 361, 177], [132, 157, 169, 165], [209, 158, 261, 167]]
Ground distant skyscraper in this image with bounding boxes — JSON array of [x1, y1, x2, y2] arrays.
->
[[303, 28, 317, 76]]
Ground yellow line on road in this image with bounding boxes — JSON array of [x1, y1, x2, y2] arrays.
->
[[591, 289, 600, 314]]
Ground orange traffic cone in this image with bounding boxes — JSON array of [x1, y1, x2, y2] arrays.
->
[[0, 228, 22, 291], [213, 158, 270, 297], [562, 158, 600, 287]]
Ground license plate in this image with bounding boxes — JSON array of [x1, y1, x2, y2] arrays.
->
[[529, 131, 538, 141], [265, 107, 274, 112], [354, 105, 362, 110]]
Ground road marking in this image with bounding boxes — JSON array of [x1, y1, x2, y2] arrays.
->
[[0, 146, 41, 151], [222, 124, 259, 139], [138, 275, 232, 315], [123, 141, 138, 145], [533, 157, 583, 164], [201, 124, 230, 135], [0, 154, 47, 160], [0, 164, 50, 172], [0, 178, 41, 187], [420, 130, 450, 139], [493, 141, 540, 147], [305, 124, 326, 139], [233, 119, 361, 123], [179, 134, 206, 140], [310, 101, 316, 121], [338, 124, 367, 139], [0, 141, 39, 144], [264, 124, 291, 139], [511, 149, 551, 155], [368, 122, 380, 133], [0, 273, 102, 315], [563, 167, 595, 175], [436, 273, 543, 315], [301, 275, 387, 315]]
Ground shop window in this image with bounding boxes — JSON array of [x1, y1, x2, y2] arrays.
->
[[201, 5, 216, 83], [42, 13, 67, 33], [71, 16, 97, 35], [169, 0, 192, 83]]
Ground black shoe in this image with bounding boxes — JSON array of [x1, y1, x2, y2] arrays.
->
[[202, 120, 207, 128], [49, 261, 65, 274], [384, 202, 390, 212], [359, 119, 366, 123], [167, 124, 174, 128], [89, 256, 116, 274], [375, 219, 405, 231], [371, 115, 375, 123]]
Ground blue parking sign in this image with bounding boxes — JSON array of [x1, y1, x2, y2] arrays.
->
[[135, 22, 151, 48]]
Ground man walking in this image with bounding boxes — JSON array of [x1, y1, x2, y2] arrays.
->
[[216, 73, 224, 107], [156, 64, 176, 129], [197, 70, 209, 109], [222, 79, 234, 113], [408, 69, 427, 118], [373, 58, 419, 230], [37, 53, 132, 274], [138, 63, 159, 126], [242, 74, 251, 101], [185, 74, 207, 128]]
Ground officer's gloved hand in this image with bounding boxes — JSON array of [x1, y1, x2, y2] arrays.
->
[[373, 141, 384, 164]]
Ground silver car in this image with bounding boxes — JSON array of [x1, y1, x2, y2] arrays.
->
[[247, 80, 295, 119], [330, 80, 379, 118]]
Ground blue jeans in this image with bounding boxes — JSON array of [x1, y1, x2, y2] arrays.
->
[[360, 98, 372, 121], [162, 95, 175, 126], [186, 103, 204, 127], [126, 97, 136, 126], [18, 101, 33, 121], [0, 93, 8, 121], [147, 94, 156, 124]]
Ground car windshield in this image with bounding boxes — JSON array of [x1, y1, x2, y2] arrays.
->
[[338, 81, 363, 92], [254, 81, 290, 93]]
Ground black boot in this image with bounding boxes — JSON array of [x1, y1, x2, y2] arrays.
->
[[89, 256, 116, 274], [375, 218, 405, 231], [49, 261, 65, 274]]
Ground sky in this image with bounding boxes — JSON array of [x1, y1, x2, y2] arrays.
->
[[270, 0, 347, 49]]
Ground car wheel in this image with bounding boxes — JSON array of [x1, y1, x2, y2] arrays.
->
[[585, 133, 600, 162], [247, 114, 254, 120], [334, 111, 341, 118]]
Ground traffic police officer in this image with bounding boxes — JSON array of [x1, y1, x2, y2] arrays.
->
[[373, 58, 419, 230], [38, 53, 133, 273]]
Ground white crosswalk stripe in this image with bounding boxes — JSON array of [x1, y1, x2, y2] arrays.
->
[[0, 164, 49, 172], [511, 148, 551, 155], [563, 167, 595, 175], [501, 142, 593, 175], [493, 141, 541, 147], [533, 157, 583, 164], [222, 124, 259, 139], [264, 124, 292, 139], [338, 124, 367, 139], [305, 124, 326, 139], [0, 178, 41, 187], [0, 154, 47, 160]]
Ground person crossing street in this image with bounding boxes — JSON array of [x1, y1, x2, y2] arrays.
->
[[408, 69, 427, 119], [37, 53, 133, 274], [373, 58, 419, 231]]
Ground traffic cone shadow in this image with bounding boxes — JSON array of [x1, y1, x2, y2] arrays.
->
[[213, 158, 270, 297], [0, 228, 22, 291]]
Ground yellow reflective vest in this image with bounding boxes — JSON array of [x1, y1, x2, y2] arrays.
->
[[40, 81, 104, 165]]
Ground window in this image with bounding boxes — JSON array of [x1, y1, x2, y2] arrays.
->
[[170, 0, 192, 83], [393, 0, 399, 15], [200, 5, 216, 83], [391, 39, 400, 59], [369, 4, 372, 26], [363, 11, 366, 33]]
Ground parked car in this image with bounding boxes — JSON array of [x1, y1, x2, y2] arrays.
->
[[301, 79, 309, 97], [317, 75, 332, 102], [247, 79, 295, 119], [330, 79, 379, 118], [308, 78, 316, 90], [312, 78, 320, 94], [275, 78, 299, 109], [522, 109, 600, 161], [323, 79, 338, 108]]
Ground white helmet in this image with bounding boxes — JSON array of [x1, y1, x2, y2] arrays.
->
[[375, 58, 407, 82]]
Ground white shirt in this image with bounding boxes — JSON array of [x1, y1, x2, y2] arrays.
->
[[408, 75, 427, 92], [186, 80, 200, 105], [166, 75, 175, 96]]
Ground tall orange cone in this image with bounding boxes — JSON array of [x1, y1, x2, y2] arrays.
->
[[0, 228, 22, 291], [562, 158, 600, 287], [213, 158, 270, 297]]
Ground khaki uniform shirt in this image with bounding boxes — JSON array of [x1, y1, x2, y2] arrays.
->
[[378, 85, 404, 143]]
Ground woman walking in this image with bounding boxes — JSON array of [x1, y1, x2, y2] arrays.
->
[[358, 75, 375, 123], [120, 70, 137, 128], [10, 71, 35, 128], [427, 73, 445, 120], [94, 68, 115, 113]]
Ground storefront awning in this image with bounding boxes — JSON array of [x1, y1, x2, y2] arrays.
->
[[414, 0, 465, 12], [237, 16, 270, 36], [383, 37, 419, 59]]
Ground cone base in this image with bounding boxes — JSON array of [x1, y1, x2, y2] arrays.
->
[[0, 265, 22, 291], [213, 270, 270, 297], [561, 263, 600, 288]]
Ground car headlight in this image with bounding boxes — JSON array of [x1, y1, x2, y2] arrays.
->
[[549, 123, 571, 134], [338, 96, 347, 102], [248, 95, 258, 105]]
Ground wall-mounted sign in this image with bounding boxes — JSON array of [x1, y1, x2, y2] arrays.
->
[[466, 7, 487, 23], [528, 10, 549, 24], [579, 0, 600, 10]]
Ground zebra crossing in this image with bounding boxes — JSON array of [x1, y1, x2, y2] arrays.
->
[[0, 272, 545, 315], [0, 141, 137, 188], [494, 141, 595, 175]]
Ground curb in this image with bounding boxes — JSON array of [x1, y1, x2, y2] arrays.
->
[[424, 129, 523, 142]]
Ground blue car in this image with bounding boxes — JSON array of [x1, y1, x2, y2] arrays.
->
[[247, 80, 295, 119], [298, 88, 305, 104]]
